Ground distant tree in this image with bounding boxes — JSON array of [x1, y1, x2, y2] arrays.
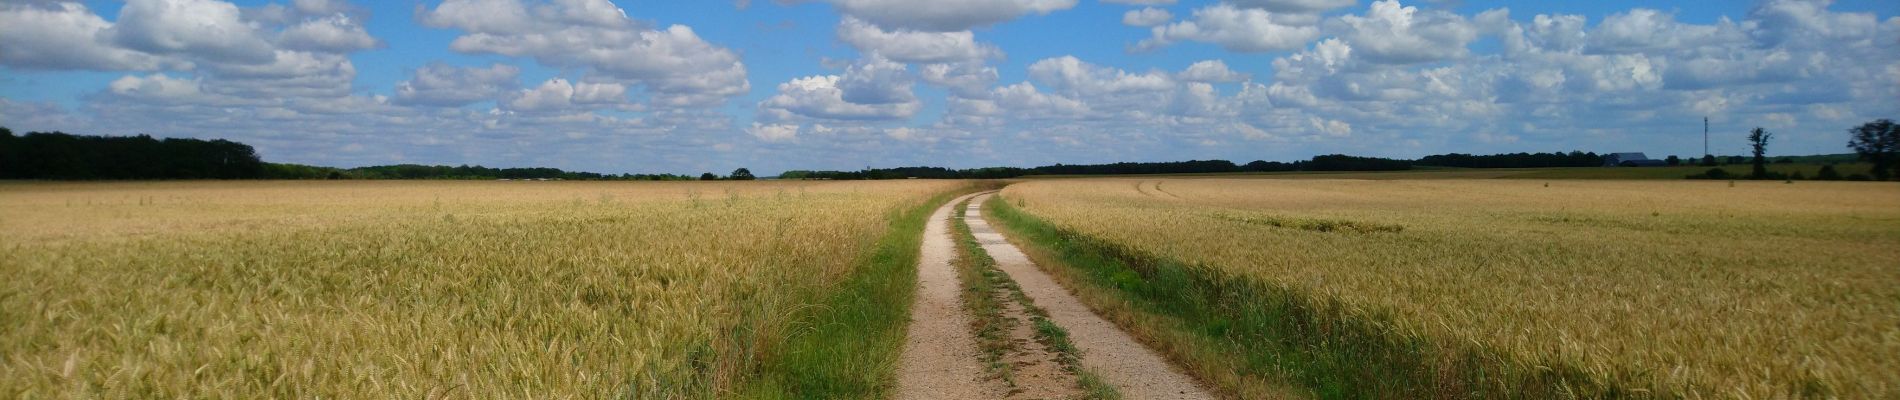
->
[[1243, 160, 1299, 172], [1700, 154, 1718, 166], [1815, 165, 1842, 180], [1846, 119, 1898, 180], [1665, 155, 1681, 166], [1727, 155, 1746, 165], [699, 172, 719, 181], [1748, 127, 1773, 179], [729, 168, 756, 181]]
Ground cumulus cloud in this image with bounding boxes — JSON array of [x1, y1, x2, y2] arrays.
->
[[837, 57, 917, 105], [278, 14, 382, 53], [1228, 0, 1356, 13], [837, 17, 1002, 63], [1122, 8, 1173, 27], [106, 74, 215, 104], [1745, 0, 1880, 46], [759, 73, 923, 121], [0, 3, 165, 70], [746, 123, 800, 142], [1028, 56, 1174, 94], [1137, 4, 1321, 52], [1177, 60, 1249, 82], [506, 78, 629, 112], [422, 0, 749, 107], [814, 0, 1079, 32], [1330, 0, 1478, 64], [919, 62, 1000, 98], [395, 63, 522, 107], [1587, 8, 1743, 54], [110, 0, 277, 64]]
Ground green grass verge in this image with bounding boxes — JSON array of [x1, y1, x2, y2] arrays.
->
[[985, 195, 1684, 399], [733, 185, 984, 399]]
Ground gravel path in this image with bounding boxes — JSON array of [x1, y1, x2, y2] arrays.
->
[[967, 193, 1215, 400], [895, 192, 1005, 400]]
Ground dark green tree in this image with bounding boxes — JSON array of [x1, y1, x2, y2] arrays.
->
[[699, 172, 719, 181], [1748, 127, 1772, 179], [1816, 165, 1842, 180], [1665, 155, 1681, 166], [729, 168, 756, 181], [1847, 119, 1898, 180], [1700, 154, 1718, 166]]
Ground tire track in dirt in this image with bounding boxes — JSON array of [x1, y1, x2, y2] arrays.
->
[[896, 192, 1007, 399], [967, 193, 1214, 399]]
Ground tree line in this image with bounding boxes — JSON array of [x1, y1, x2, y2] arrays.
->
[[7, 119, 1894, 181], [1, 128, 265, 179], [0, 128, 695, 181]]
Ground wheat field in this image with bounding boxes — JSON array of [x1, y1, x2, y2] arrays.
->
[[1000, 179, 1900, 398], [0, 180, 963, 398]]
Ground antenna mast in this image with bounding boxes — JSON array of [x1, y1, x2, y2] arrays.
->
[[1703, 117, 1710, 157]]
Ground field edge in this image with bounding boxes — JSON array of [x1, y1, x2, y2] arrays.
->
[[735, 181, 997, 398], [983, 193, 1692, 399]]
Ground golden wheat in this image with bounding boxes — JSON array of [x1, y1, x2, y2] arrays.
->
[[0, 180, 962, 398], [1001, 178, 1900, 398]]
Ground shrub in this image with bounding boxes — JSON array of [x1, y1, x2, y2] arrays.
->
[[1688, 168, 1733, 180], [1815, 165, 1842, 180]]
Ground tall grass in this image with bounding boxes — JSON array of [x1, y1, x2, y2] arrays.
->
[[995, 179, 1900, 398], [0, 180, 967, 398]]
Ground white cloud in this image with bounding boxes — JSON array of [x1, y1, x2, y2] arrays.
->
[[1122, 7, 1173, 27], [837, 58, 917, 105], [759, 75, 923, 121], [1178, 59, 1249, 82], [506, 78, 629, 112], [278, 14, 381, 53], [1587, 9, 1743, 54], [292, 0, 351, 15], [396, 63, 522, 107], [816, 0, 1079, 32], [106, 74, 213, 104], [919, 62, 1000, 98], [1138, 4, 1321, 52], [1331, 0, 1478, 64], [110, 0, 277, 64], [990, 82, 1090, 116], [1746, 0, 1880, 46], [1102, 0, 1175, 5], [884, 126, 919, 140], [1028, 56, 1173, 94], [423, 0, 749, 108], [746, 123, 800, 142], [1227, 0, 1356, 13], [0, 3, 165, 70], [837, 17, 1002, 63]]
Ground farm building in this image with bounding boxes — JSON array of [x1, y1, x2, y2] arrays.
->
[[1602, 152, 1668, 167]]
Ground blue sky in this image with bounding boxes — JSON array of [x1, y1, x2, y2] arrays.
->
[[2, 0, 1896, 175]]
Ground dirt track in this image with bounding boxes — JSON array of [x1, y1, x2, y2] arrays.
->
[[895, 192, 1005, 399], [966, 193, 1214, 399]]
